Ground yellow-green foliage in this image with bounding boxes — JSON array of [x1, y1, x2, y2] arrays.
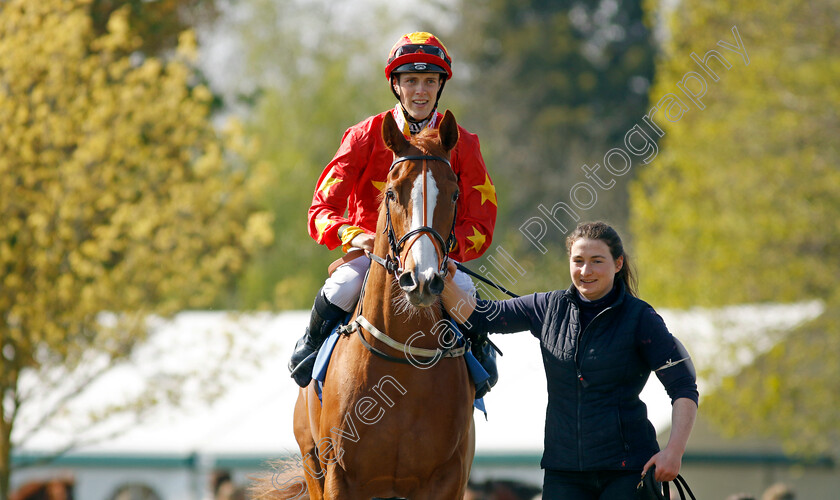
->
[[702, 300, 840, 455], [226, 0, 394, 310], [630, 0, 839, 308], [0, 0, 271, 344], [0, 1, 272, 487], [631, 0, 840, 454]]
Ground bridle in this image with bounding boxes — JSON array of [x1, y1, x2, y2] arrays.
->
[[368, 154, 458, 280], [346, 153, 466, 365]]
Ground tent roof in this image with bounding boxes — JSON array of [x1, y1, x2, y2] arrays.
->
[[15, 301, 823, 459]]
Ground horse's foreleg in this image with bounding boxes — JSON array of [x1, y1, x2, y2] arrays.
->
[[464, 417, 476, 479], [299, 452, 325, 500], [322, 463, 353, 500], [412, 468, 469, 500], [413, 417, 475, 500], [294, 387, 325, 499]]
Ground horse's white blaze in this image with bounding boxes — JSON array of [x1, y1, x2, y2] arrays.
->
[[409, 169, 439, 282]]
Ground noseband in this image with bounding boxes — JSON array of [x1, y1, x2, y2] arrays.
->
[[370, 155, 457, 279]]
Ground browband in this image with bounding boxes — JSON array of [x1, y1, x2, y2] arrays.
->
[[390, 155, 451, 171]]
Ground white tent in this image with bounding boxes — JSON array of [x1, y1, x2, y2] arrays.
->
[[11, 301, 823, 499]]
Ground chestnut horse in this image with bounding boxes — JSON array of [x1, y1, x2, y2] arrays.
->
[[257, 110, 476, 499]]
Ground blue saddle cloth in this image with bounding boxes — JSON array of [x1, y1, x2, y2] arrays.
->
[[312, 318, 488, 416]]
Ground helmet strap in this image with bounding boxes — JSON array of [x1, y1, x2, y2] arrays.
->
[[434, 78, 446, 110]]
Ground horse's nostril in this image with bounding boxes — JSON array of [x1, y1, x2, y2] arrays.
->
[[399, 271, 417, 291], [428, 274, 444, 295]]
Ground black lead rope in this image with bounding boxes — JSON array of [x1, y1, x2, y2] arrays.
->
[[449, 261, 519, 359], [455, 262, 520, 298]]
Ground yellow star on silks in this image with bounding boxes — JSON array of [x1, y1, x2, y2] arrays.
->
[[371, 180, 386, 192], [472, 175, 497, 206], [314, 217, 334, 238], [317, 169, 342, 194], [466, 226, 486, 254]]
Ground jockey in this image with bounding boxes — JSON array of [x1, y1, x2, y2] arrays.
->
[[289, 32, 499, 398]]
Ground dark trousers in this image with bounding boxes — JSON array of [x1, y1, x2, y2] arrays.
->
[[542, 469, 641, 500]]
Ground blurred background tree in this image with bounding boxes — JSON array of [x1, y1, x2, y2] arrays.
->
[[703, 304, 840, 455], [89, 0, 219, 55], [629, 0, 839, 453], [0, 1, 271, 494], [446, 0, 656, 292]]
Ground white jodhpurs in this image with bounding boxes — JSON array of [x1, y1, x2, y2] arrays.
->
[[322, 255, 477, 312]]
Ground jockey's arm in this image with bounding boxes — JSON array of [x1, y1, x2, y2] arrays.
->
[[450, 131, 497, 262], [338, 224, 375, 252]]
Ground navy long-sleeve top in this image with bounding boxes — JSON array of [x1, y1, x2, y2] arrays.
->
[[462, 283, 698, 470]]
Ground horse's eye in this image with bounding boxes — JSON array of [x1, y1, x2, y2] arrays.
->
[[386, 190, 396, 201], [452, 191, 459, 202]]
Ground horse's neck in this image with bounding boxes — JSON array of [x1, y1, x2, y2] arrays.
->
[[359, 260, 395, 326], [360, 245, 443, 344]]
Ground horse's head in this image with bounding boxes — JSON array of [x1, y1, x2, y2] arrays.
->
[[379, 110, 460, 308]]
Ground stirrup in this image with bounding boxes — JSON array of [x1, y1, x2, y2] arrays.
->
[[289, 351, 318, 379]]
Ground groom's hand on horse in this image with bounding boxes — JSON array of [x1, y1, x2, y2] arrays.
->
[[351, 233, 375, 252], [445, 261, 458, 282], [440, 261, 459, 314]]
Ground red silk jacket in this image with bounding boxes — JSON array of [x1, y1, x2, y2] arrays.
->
[[308, 109, 497, 262]]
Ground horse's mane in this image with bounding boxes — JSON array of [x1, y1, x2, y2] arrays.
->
[[378, 128, 449, 207], [410, 128, 447, 157]]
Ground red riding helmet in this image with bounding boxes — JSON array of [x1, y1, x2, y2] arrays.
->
[[385, 32, 453, 81]]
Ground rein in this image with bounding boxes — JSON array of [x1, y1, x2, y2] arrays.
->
[[454, 262, 520, 298]]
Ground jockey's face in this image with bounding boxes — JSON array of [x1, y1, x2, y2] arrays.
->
[[393, 72, 442, 121], [569, 237, 623, 301]]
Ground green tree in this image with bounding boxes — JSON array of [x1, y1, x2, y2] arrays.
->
[[703, 301, 840, 455], [89, 0, 219, 55], [0, 1, 272, 494], [446, 0, 656, 290], [629, 0, 839, 451], [222, 0, 398, 310]]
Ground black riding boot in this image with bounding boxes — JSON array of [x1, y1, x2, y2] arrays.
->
[[472, 336, 499, 399], [288, 291, 346, 387]]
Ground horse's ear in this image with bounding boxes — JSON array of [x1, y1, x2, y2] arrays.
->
[[439, 109, 459, 153], [382, 112, 409, 153]]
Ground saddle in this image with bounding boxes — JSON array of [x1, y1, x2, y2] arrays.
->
[[328, 249, 366, 276], [311, 317, 489, 415]]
